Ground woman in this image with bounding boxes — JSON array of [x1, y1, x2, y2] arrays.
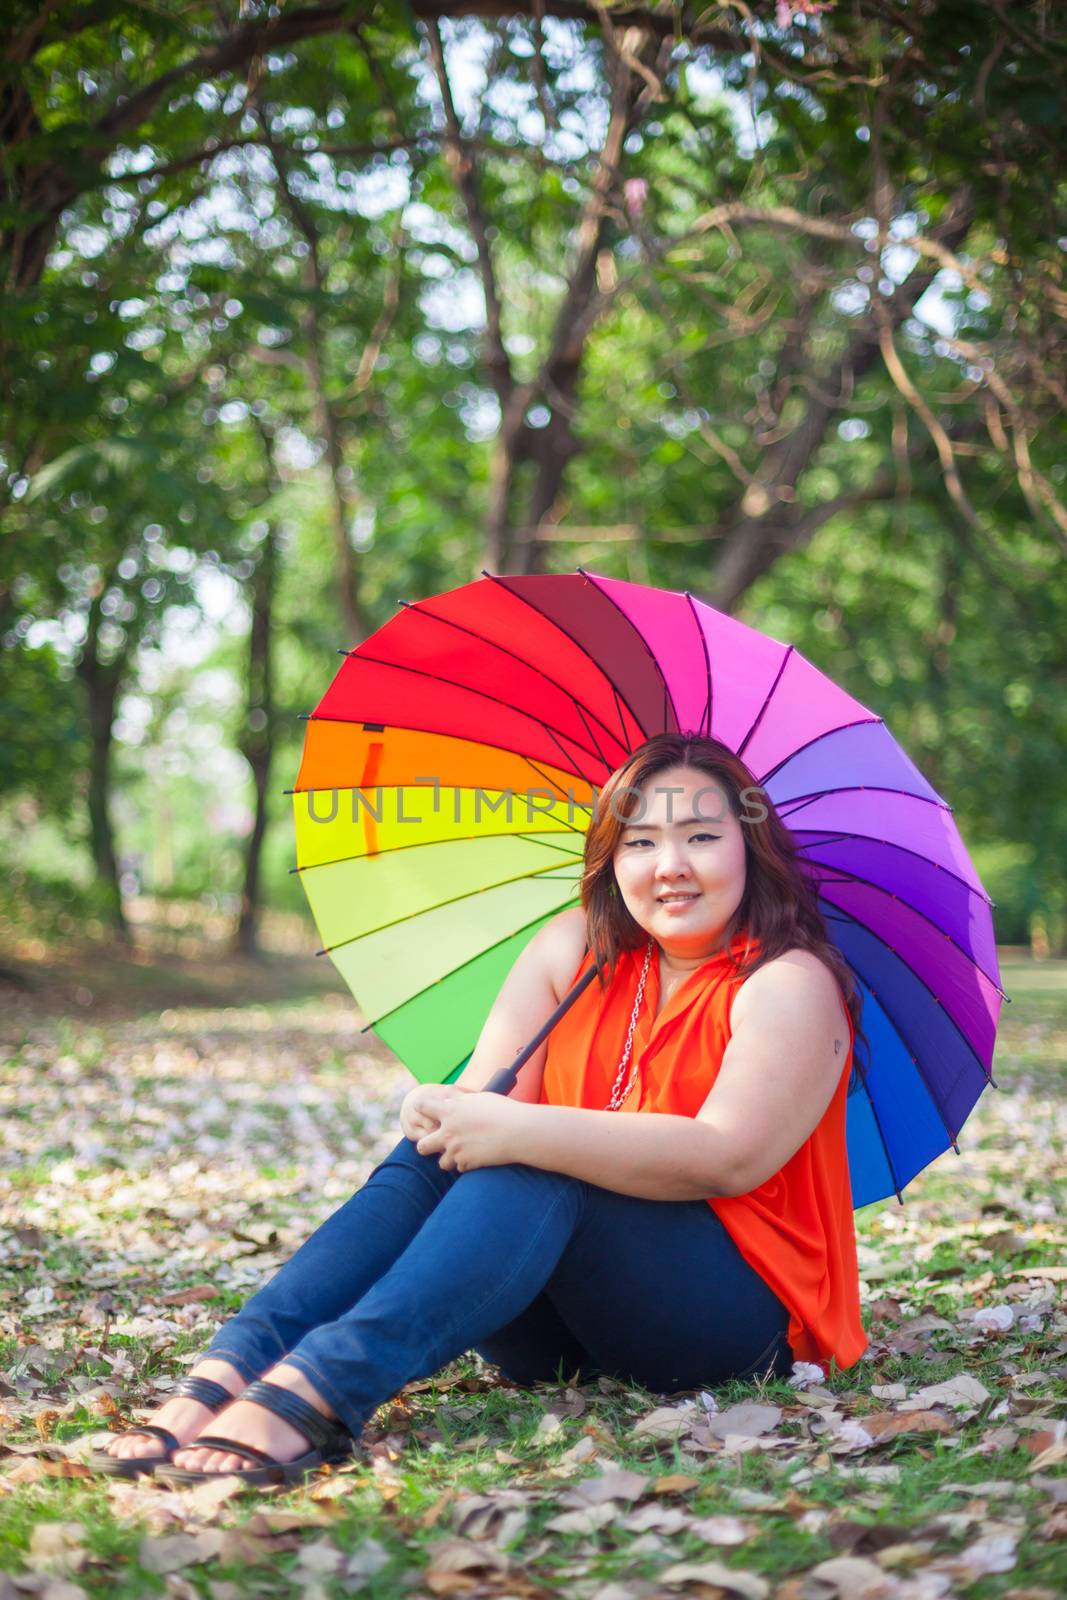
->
[[96, 732, 867, 1486]]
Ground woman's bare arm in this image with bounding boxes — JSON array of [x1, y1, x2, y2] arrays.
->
[[450, 907, 588, 1101], [485, 951, 847, 1199]]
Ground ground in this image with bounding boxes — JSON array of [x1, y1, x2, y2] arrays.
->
[[0, 935, 1064, 1600]]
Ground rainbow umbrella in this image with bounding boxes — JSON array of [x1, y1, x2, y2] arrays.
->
[[292, 570, 1003, 1207]]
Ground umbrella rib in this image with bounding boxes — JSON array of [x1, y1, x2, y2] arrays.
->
[[610, 686, 630, 750], [850, 1042, 905, 1207], [793, 827, 993, 911], [758, 716, 915, 791], [819, 901, 999, 1077], [333, 648, 608, 770], [294, 828, 585, 876], [823, 907, 988, 1147], [807, 859, 1004, 997], [484, 570, 649, 743], [394, 598, 628, 764], [293, 736, 592, 808], [361, 899, 582, 1030], [570, 698, 611, 773], [684, 591, 713, 738], [778, 785, 955, 821], [536, 716, 601, 788], [737, 645, 794, 763], [317, 860, 582, 957], [517, 758, 594, 835], [578, 566, 681, 734]]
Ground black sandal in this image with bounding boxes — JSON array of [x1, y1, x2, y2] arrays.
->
[[155, 1379, 355, 1488], [91, 1375, 237, 1479]]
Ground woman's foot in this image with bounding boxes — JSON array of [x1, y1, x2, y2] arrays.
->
[[105, 1359, 247, 1462], [170, 1363, 338, 1473]]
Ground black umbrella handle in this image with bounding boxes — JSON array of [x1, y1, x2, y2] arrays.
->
[[480, 963, 598, 1096]]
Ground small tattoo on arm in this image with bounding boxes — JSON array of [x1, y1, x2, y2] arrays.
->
[[833, 1038, 844, 1056]]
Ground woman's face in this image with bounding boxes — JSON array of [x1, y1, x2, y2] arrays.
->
[[611, 764, 748, 961]]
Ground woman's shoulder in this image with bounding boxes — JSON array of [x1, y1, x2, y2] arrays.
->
[[519, 906, 589, 1004], [730, 947, 846, 1027]]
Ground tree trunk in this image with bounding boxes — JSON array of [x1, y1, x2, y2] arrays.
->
[[76, 636, 130, 945], [260, 123, 366, 645], [505, 31, 667, 574], [429, 17, 667, 575], [235, 517, 277, 957]]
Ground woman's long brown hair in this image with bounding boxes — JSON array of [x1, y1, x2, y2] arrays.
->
[[580, 732, 867, 1068]]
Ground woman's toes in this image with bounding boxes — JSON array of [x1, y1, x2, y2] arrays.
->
[[172, 1446, 240, 1472], [112, 1431, 167, 1459]]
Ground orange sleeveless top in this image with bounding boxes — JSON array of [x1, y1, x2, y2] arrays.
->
[[539, 930, 867, 1371]]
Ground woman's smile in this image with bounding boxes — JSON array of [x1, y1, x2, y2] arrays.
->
[[612, 764, 748, 964]]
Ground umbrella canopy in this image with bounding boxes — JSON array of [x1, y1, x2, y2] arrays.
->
[[292, 570, 1003, 1207]]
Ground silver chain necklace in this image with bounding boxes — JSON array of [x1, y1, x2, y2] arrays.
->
[[603, 938, 655, 1111]]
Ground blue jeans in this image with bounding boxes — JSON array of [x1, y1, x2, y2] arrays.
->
[[202, 1136, 791, 1437]]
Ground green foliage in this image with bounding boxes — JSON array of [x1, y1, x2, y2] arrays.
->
[[1, 1, 1064, 948]]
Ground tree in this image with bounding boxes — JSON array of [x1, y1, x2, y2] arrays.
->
[[3, 1, 1064, 947]]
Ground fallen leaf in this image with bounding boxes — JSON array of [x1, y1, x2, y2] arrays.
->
[[451, 1491, 528, 1547], [418, 1489, 458, 1529], [1027, 1438, 1067, 1472], [828, 1522, 919, 1556], [244, 1509, 338, 1534], [35, 1460, 94, 1481], [161, 1285, 219, 1305], [564, 1469, 649, 1505], [138, 1532, 226, 1574], [875, 1541, 936, 1570], [654, 1474, 700, 1495], [423, 1536, 510, 1591], [689, 1514, 754, 1545], [952, 1534, 1017, 1578], [805, 1554, 899, 1598], [33, 1410, 61, 1441], [343, 1537, 390, 1588], [178, 1473, 246, 1519], [620, 1504, 689, 1535], [704, 1403, 782, 1440], [544, 1502, 618, 1535], [973, 1304, 1014, 1332], [630, 1405, 696, 1441], [213, 1532, 282, 1568], [451, 1431, 490, 1452], [558, 1434, 599, 1467], [899, 1375, 989, 1411], [293, 1539, 344, 1576], [27, 1523, 88, 1575], [858, 1410, 952, 1440], [658, 1558, 768, 1598]]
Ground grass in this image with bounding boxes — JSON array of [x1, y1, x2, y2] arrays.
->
[[0, 940, 1063, 1598]]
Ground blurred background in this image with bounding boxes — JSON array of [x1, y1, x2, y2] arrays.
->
[[2, 0, 1065, 992]]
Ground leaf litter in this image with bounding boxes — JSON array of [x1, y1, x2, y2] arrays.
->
[[0, 953, 1064, 1597]]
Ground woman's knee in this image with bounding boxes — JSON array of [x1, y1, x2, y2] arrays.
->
[[368, 1134, 450, 1181]]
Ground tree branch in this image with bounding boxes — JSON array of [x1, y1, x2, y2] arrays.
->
[[426, 16, 513, 406]]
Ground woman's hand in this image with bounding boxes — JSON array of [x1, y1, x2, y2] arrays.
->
[[399, 1081, 465, 1144], [413, 1087, 526, 1173]]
